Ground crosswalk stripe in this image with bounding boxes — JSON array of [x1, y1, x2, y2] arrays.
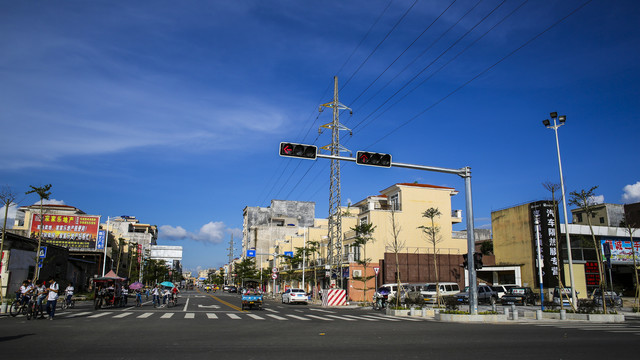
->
[[206, 313, 218, 319], [326, 315, 355, 321], [137, 313, 153, 318], [87, 312, 112, 318], [266, 314, 288, 320], [286, 314, 310, 321], [160, 313, 174, 319], [265, 309, 279, 313], [308, 308, 336, 314], [362, 315, 400, 322], [184, 313, 195, 319], [247, 314, 265, 320], [227, 313, 241, 319], [343, 315, 377, 321], [306, 314, 333, 321], [113, 312, 133, 318], [67, 311, 93, 318]]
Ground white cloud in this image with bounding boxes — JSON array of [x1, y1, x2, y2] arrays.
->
[[0, 202, 19, 227], [33, 199, 66, 206], [622, 182, 640, 203], [159, 221, 239, 245], [588, 195, 605, 205]]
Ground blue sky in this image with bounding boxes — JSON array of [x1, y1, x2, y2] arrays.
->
[[1, 0, 639, 273]]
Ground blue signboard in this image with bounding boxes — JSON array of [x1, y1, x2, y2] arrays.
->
[[284, 251, 294, 258], [38, 246, 47, 258], [97, 230, 106, 250], [246, 250, 256, 258]]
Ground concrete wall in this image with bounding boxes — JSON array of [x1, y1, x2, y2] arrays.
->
[[492, 203, 536, 288]]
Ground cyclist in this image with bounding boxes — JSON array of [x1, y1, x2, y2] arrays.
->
[[135, 289, 142, 307], [151, 285, 160, 308], [171, 286, 180, 304], [64, 282, 74, 307], [35, 280, 48, 318], [19, 280, 33, 305]]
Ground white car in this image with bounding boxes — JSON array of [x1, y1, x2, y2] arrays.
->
[[282, 288, 308, 304]]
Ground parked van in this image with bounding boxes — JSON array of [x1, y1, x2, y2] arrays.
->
[[421, 282, 461, 303], [375, 283, 409, 298]]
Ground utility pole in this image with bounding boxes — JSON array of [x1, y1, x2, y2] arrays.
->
[[227, 234, 234, 285], [319, 76, 352, 289]]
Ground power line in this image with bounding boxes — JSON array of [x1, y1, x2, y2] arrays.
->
[[366, 0, 594, 148]]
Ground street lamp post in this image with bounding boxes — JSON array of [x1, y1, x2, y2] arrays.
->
[[543, 112, 577, 306]]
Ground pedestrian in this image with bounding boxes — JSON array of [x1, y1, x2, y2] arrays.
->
[[35, 280, 47, 318], [65, 282, 74, 306], [122, 285, 128, 305], [46, 277, 59, 320], [152, 285, 160, 307]]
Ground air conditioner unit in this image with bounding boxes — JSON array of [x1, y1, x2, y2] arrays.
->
[[352, 270, 362, 278]]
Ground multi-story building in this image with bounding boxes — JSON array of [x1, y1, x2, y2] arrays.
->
[[571, 203, 624, 227]]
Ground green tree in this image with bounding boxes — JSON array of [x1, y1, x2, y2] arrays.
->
[[419, 207, 443, 306], [234, 258, 258, 286], [568, 186, 607, 313], [351, 222, 376, 304], [306, 240, 321, 300], [25, 184, 52, 282]]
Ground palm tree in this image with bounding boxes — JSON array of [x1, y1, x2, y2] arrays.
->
[[25, 184, 52, 282], [419, 207, 443, 306], [351, 222, 376, 304]]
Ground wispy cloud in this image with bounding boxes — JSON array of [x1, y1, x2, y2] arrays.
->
[[159, 221, 240, 245]]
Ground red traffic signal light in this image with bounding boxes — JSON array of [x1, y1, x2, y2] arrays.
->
[[279, 142, 317, 160], [356, 151, 391, 167]]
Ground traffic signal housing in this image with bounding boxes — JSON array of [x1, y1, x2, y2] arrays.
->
[[279, 142, 317, 160], [474, 252, 483, 270], [355, 151, 392, 167], [462, 254, 468, 269]]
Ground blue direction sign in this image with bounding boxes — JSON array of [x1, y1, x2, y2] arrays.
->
[[284, 251, 294, 258], [246, 249, 256, 258], [97, 230, 106, 250], [38, 246, 47, 258]]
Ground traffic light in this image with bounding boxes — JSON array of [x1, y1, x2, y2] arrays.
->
[[462, 254, 468, 269], [279, 142, 317, 160], [355, 151, 392, 167], [474, 252, 483, 270]]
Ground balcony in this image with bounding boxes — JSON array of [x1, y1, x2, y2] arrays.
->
[[452, 209, 462, 223]]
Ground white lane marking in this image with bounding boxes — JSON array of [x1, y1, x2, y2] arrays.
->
[[206, 313, 218, 319], [227, 313, 241, 319], [286, 314, 310, 321], [87, 312, 113, 318], [113, 312, 133, 318], [184, 313, 195, 319], [326, 315, 356, 321], [247, 314, 265, 320], [305, 314, 333, 321], [137, 313, 153, 318], [362, 314, 400, 322], [266, 314, 288, 320], [197, 304, 221, 309], [308, 308, 336, 314], [182, 298, 190, 312], [67, 311, 93, 318], [343, 314, 377, 321], [160, 313, 174, 319]]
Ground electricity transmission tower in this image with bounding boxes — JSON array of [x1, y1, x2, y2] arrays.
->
[[319, 76, 352, 288]]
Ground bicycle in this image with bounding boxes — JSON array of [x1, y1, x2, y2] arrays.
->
[[10, 296, 30, 317], [167, 295, 177, 308], [135, 293, 142, 307], [61, 296, 75, 310], [26, 297, 44, 320]]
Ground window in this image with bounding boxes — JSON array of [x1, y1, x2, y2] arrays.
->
[[390, 193, 400, 211], [576, 213, 583, 222], [599, 217, 605, 224], [359, 217, 368, 225], [352, 245, 361, 262]]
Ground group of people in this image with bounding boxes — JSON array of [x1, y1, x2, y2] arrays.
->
[[150, 284, 179, 308], [17, 277, 73, 320]]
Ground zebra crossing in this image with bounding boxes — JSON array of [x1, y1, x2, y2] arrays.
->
[[56, 310, 428, 322]]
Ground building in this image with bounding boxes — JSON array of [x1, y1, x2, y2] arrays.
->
[[149, 245, 183, 272], [572, 203, 624, 227], [492, 200, 640, 299]]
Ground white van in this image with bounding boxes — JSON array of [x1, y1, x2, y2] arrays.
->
[[421, 282, 461, 303], [375, 283, 409, 298]]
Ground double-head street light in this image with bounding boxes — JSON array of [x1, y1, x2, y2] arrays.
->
[[543, 112, 577, 306]]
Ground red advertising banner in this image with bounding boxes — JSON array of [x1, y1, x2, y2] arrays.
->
[[30, 214, 100, 249], [584, 261, 600, 286]]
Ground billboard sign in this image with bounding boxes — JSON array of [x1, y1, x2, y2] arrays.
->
[[600, 239, 640, 265], [529, 201, 559, 288], [30, 214, 100, 249], [96, 230, 106, 250]]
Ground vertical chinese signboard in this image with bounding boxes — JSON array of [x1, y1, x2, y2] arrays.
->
[[30, 214, 100, 249], [530, 201, 559, 288]]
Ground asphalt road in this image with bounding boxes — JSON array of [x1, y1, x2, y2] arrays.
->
[[1, 289, 638, 359]]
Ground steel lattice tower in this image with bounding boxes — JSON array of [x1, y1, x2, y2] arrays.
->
[[319, 76, 352, 287]]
